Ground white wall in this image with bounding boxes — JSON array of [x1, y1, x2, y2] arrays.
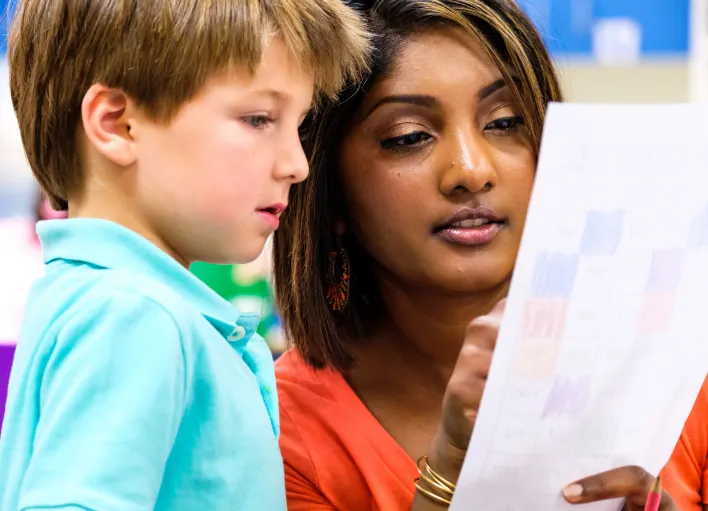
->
[[559, 60, 689, 103], [0, 60, 34, 218]]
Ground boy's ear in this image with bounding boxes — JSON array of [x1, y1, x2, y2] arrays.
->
[[81, 84, 137, 167]]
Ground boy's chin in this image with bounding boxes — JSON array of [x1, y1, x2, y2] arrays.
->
[[195, 239, 268, 267]]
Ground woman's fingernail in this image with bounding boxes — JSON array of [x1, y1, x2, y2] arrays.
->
[[563, 484, 584, 499]]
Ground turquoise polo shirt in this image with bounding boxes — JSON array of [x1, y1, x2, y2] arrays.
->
[[0, 219, 285, 511]]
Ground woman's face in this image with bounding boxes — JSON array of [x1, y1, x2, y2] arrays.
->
[[339, 25, 537, 296]]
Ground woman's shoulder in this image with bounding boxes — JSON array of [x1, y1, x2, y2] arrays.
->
[[275, 349, 340, 387], [275, 350, 376, 509], [275, 349, 350, 433], [275, 350, 418, 511], [274, 348, 312, 377], [676, 376, 708, 459]]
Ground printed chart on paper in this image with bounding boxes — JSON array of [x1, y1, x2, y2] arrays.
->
[[451, 103, 708, 511]]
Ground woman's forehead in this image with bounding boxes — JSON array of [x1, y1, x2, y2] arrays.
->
[[361, 27, 504, 107]]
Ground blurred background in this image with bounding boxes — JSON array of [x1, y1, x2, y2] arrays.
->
[[0, 0, 703, 375]]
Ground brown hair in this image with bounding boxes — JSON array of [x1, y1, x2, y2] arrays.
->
[[8, 0, 371, 211], [273, 0, 563, 371]]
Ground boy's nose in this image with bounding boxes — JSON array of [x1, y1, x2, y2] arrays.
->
[[275, 134, 309, 184]]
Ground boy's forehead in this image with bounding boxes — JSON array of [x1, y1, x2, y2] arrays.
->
[[209, 39, 315, 107], [204, 77, 314, 112], [252, 37, 316, 92]]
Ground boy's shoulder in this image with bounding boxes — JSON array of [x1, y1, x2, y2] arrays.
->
[[29, 262, 205, 341], [90, 267, 198, 317]]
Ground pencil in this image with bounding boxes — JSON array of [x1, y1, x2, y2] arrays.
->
[[644, 476, 662, 511]]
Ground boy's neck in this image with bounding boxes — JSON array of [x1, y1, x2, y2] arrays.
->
[[69, 187, 190, 268]]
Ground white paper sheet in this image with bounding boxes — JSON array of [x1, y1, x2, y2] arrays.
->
[[450, 103, 708, 511]]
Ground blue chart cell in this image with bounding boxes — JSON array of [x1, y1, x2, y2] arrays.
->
[[688, 206, 708, 249], [532, 253, 579, 298], [580, 210, 625, 256]]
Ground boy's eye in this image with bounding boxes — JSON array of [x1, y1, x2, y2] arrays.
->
[[242, 115, 274, 129], [380, 131, 433, 152]]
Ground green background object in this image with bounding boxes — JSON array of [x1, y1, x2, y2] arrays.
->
[[190, 262, 284, 355]]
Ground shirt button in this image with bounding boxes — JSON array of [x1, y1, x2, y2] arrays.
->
[[228, 325, 247, 342]]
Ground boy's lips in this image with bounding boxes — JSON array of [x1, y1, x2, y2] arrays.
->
[[257, 203, 287, 230], [259, 203, 287, 216]]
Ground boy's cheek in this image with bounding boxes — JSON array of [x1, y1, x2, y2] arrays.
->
[[188, 183, 257, 227]]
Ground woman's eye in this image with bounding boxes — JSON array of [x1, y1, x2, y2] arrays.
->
[[242, 115, 274, 129], [380, 131, 432, 151], [484, 115, 525, 132]]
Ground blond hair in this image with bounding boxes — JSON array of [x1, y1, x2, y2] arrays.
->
[[9, 0, 371, 210]]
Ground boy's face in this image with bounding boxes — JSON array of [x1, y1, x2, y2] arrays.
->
[[132, 38, 314, 265]]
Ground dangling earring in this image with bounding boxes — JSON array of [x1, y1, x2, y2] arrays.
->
[[326, 237, 350, 312]]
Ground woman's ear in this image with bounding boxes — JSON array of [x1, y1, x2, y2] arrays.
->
[[333, 219, 347, 236]]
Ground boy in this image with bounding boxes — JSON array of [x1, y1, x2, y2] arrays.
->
[[0, 1, 370, 510]]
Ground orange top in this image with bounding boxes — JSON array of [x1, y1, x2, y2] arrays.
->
[[276, 350, 708, 511], [662, 376, 708, 510]]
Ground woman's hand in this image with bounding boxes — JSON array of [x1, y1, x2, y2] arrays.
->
[[563, 466, 678, 510], [426, 299, 505, 485]]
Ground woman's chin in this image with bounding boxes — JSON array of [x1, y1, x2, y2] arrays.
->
[[425, 265, 513, 296]]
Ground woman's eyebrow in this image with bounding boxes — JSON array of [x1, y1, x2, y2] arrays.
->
[[362, 94, 438, 121], [360, 76, 521, 123], [479, 78, 507, 100], [479, 76, 522, 100]]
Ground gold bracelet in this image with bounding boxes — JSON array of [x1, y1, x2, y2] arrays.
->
[[414, 477, 452, 505], [414, 456, 457, 505], [417, 455, 457, 493], [419, 469, 454, 496]]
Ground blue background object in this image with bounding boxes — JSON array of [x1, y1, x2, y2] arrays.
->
[[518, 0, 689, 57], [0, 0, 692, 58], [0, 0, 11, 55]]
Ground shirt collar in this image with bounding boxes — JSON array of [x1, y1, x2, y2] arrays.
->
[[38, 219, 258, 349]]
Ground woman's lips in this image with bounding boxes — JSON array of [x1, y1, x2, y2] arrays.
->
[[435, 221, 503, 246]]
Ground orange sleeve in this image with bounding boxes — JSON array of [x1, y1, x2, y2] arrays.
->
[[661, 376, 708, 511], [279, 405, 337, 511]]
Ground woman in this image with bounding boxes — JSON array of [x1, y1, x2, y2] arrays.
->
[[273, 1, 706, 509]]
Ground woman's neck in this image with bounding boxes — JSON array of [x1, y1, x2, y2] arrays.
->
[[367, 277, 508, 376], [344, 277, 509, 461]]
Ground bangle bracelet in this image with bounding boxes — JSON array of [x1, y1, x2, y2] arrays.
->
[[414, 477, 452, 505], [419, 468, 454, 496], [414, 455, 457, 506], [417, 455, 457, 492]]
